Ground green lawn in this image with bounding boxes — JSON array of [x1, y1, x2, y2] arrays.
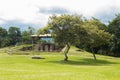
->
[[0, 46, 120, 80]]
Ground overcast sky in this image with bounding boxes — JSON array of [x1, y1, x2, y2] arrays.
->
[[0, 0, 120, 30]]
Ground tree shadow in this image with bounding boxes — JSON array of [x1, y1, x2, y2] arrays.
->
[[48, 58, 118, 66]]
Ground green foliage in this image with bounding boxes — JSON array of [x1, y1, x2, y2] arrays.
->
[[84, 18, 112, 47], [107, 14, 120, 56], [45, 14, 113, 60], [37, 25, 50, 34], [22, 31, 31, 44], [0, 27, 8, 47], [84, 19, 112, 60], [90, 17, 107, 30], [48, 14, 86, 45], [22, 26, 37, 44], [8, 26, 22, 45], [76, 18, 112, 58], [28, 26, 35, 35], [47, 14, 88, 61], [0, 27, 7, 37], [0, 26, 36, 47]]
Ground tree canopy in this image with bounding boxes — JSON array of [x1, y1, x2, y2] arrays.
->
[[47, 14, 87, 61], [8, 27, 22, 45], [107, 14, 120, 57], [83, 18, 112, 60], [0, 27, 8, 47]]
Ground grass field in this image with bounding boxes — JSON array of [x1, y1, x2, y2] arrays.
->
[[0, 46, 120, 80]]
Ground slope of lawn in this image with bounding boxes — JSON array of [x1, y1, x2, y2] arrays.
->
[[0, 46, 120, 80]]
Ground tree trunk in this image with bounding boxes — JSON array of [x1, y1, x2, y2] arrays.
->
[[64, 43, 70, 61], [91, 48, 97, 60]]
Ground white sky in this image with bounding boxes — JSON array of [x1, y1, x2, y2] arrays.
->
[[0, 0, 120, 29]]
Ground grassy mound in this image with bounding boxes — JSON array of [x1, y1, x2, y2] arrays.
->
[[0, 44, 32, 55]]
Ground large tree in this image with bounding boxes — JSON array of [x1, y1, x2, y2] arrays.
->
[[47, 14, 88, 61]]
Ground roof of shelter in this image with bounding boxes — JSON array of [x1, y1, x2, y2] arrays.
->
[[31, 34, 52, 38]]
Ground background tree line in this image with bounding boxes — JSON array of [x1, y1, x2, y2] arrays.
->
[[0, 26, 35, 48]]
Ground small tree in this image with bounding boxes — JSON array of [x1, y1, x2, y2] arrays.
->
[[84, 18, 112, 60], [22, 27, 35, 44], [8, 27, 22, 45], [0, 27, 8, 47]]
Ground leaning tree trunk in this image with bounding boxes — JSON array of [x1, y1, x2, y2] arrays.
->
[[91, 48, 97, 60], [64, 43, 70, 61]]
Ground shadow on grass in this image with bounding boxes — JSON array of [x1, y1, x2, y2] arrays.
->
[[48, 58, 118, 66]]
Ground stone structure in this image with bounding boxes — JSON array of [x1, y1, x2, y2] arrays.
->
[[31, 34, 61, 52], [37, 43, 59, 52]]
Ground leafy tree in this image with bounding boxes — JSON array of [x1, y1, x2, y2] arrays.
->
[[22, 27, 35, 44], [22, 31, 31, 44], [0, 27, 8, 47], [89, 17, 107, 30], [37, 26, 50, 34], [107, 14, 120, 57], [47, 14, 88, 61], [28, 26, 35, 35], [83, 18, 112, 60], [0, 27, 7, 37], [8, 27, 22, 45]]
